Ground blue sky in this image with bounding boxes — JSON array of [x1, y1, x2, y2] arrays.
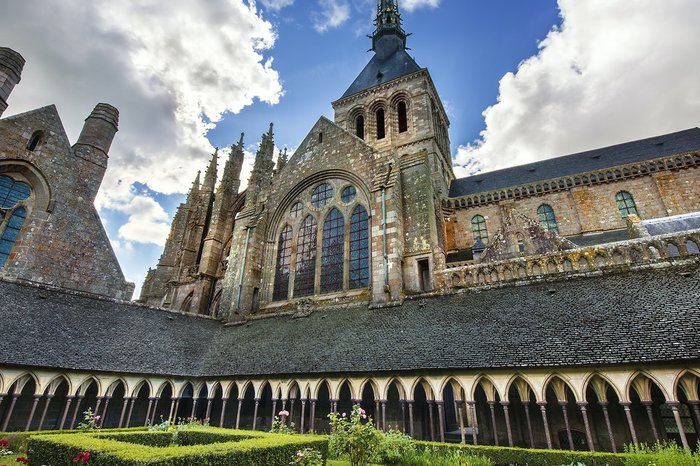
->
[[2, 1, 698, 296]]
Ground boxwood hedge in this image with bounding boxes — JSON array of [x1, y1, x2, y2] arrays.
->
[[28, 427, 328, 466]]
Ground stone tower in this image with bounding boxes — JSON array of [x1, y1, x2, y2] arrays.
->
[[0, 48, 24, 118]]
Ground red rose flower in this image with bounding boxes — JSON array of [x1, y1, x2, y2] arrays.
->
[[15, 458, 28, 465], [0, 439, 7, 447]]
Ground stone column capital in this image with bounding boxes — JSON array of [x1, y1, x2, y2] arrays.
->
[[500, 400, 510, 407], [666, 401, 681, 408], [576, 401, 589, 408]]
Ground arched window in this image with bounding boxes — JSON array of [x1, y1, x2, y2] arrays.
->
[[397, 101, 408, 133], [349, 205, 370, 289], [321, 208, 345, 293], [272, 225, 293, 301], [26, 130, 43, 151], [0, 175, 32, 268], [293, 215, 317, 298], [471, 215, 488, 243], [376, 109, 385, 140], [537, 204, 559, 234], [615, 191, 638, 218], [290, 202, 303, 218], [355, 115, 365, 140]]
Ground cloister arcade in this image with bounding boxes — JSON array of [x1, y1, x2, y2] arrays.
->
[[1, 366, 698, 452]]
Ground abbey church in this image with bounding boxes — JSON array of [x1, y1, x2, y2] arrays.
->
[[1, 1, 699, 454]]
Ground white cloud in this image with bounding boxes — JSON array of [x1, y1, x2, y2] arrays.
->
[[312, 0, 351, 33], [259, 0, 295, 10], [116, 195, 171, 247], [402, 0, 439, 12], [454, 0, 700, 176]]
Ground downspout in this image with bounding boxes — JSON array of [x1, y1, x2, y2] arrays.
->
[[381, 162, 393, 291], [236, 226, 251, 310]]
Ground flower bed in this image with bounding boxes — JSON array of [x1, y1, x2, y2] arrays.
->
[[28, 426, 328, 466]]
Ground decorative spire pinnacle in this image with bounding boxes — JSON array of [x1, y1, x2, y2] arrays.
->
[[277, 147, 288, 172], [220, 134, 245, 187], [186, 170, 201, 204], [202, 148, 218, 191], [372, 0, 407, 55]]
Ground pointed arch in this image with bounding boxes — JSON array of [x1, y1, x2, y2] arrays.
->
[[471, 374, 503, 401], [543, 374, 579, 402], [582, 373, 623, 402], [273, 224, 293, 301], [321, 208, 345, 293], [76, 376, 101, 397], [293, 215, 317, 298], [383, 377, 408, 400], [44, 374, 72, 396], [313, 379, 331, 400], [106, 378, 128, 397], [627, 372, 670, 402]]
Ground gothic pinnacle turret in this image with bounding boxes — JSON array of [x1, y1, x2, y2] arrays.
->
[[246, 123, 276, 206], [202, 149, 218, 192], [186, 171, 201, 205], [372, 0, 407, 58]]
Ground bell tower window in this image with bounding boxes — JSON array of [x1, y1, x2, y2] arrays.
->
[[376, 109, 385, 140], [356, 115, 365, 140], [397, 101, 408, 133]]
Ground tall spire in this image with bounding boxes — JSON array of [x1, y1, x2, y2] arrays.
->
[[372, 0, 407, 56], [220, 133, 245, 188]]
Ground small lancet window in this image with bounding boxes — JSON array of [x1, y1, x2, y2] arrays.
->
[[397, 101, 408, 133], [318, 132, 323, 143], [376, 109, 385, 140], [320, 208, 345, 293], [615, 191, 638, 218], [356, 115, 365, 140], [293, 215, 318, 298], [349, 205, 370, 289], [26, 130, 44, 152], [537, 204, 559, 234], [272, 225, 293, 301], [471, 214, 488, 244]]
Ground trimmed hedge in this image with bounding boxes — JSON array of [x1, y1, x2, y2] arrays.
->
[[176, 428, 259, 446], [96, 431, 174, 447], [28, 427, 329, 466], [416, 441, 657, 466], [0, 426, 147, 452]]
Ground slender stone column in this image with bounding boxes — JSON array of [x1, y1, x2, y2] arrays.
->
[[38, 394, 54, 430], [309, 399, 317, 432], [689, 401, 700, 433], [190, 398, 198, 420], [408, 401, 415, 438], [456, 400, 466, 444], [2, 393, 19, 432], [173, 398, 181, 422], [331, 399, 338, 413], [290, 399, 296, 424], [235, 398, 243, 429], [560, 401, 574, 450], [101, 396, 112, 427], [125, 397, 136, 428], [59, 396, 74, 430], [118, 397, 131, 428], [375, 401, 380, 422], [501, 401, 514, 447], [300, 400, 307, 433], [70, 395, 84, 429], [467, 401, 479, 445], [94, 397, 103, 419], [437, 401, 446, 443], [427, 400, 436, 441], [598, 401, 617, 453], [220, 398, 228, 427], [667, 402, 690, 451], [537, 401, 553, 449], [150, 397, 161, 425], [272, 400, 278, 423], [381, 400, 387, 432], [252, 398, 260, 430], [205, 398, 213, 423], [578, 402, 595, 452], [25, 395, 41, 431], [400, 400, 406, 433], [144, 398, 154, 426], [523, 403, 535, 448], [168, 398, 178, 424], [487, 401, 499, 446], [641, 401, 659, 443], [619, 401, 638, 445]]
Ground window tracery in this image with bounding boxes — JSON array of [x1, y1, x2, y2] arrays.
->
[[471, 214, 488, 243], [0, 175, 32, 268], [615, 191, 638, 218], [321, 208, 345, 293], [293, 215, 317, 298], [537, 204, 559, 234]]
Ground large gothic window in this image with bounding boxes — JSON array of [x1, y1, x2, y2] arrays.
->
[[272, 225, 293, 301], [311, 183, 334, 209], [615, 191, 638, 218], [537, 204, 559, 234], [349, 205, 370, 289], [320, 208, 345, 293], [293, 215, 318, 297], [0, 175, 31, 268], [471, 214, 488, 243]]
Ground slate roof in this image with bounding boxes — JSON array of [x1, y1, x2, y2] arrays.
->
[[643, 212, 700, 237], [340, 49, 421, 99], [1, 264, 699, 378], [449, 128, 700, 198], [565, 229, 630, 248]]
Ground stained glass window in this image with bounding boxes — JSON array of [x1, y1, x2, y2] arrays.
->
[[272, 225, 293, 301], [537, 204, 559, 234], [471, 215, 488, 243], [616, 191, 638, 218], [349, 205, 370, 289], [311, 183, 334, 209], [341, 185, 356, 204], [290, 202, 303, 218], [293, 215, 317, 297], [0, 207, 27, 268], [397, 101, 408, 133], [321, 208, 345, 293], [0, 176, 31, 208]]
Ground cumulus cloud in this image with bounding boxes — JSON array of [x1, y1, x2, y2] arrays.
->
[[116, 195, 171, 246], [1, 0, 282, 220], [312, 0, 351, 33], [402, 0, 440, 12], [259, 0, 295, 10], [454, 0, 700, 177]]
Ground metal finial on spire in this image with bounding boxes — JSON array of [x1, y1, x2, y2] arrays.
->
[[372, 0, 406, 54], [268, 122, 274, 137], [238, 132, 244, 147]]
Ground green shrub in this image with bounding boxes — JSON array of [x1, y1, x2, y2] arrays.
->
[[96, 431, 174, 447], [0, 426, 146, 453], [328, 405, 382, 466], [377, 429, 416, 465], [623, 442, 700, 466], [28, 427, 329, 466]]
